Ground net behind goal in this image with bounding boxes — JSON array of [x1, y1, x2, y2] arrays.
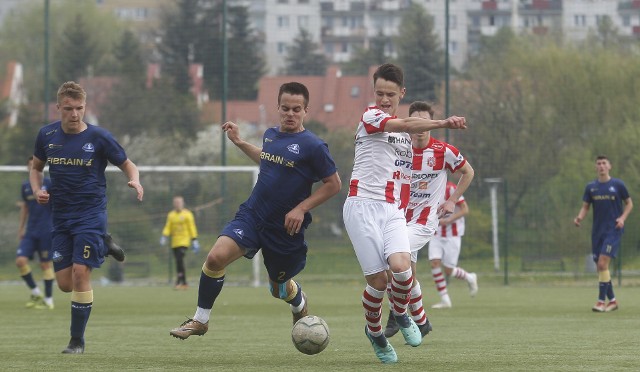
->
[[0, 165, 262, 286]]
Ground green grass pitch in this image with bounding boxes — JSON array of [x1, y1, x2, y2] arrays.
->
[[1, 282, 638, 371]]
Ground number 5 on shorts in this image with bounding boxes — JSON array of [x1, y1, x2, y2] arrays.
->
[[83, 245, 91, 258]]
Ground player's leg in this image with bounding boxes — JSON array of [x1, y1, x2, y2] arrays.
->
[[35, 234, 55, 309], [34, 259, 55, 310], [408, 263, 432, 337], [591, 236, 608, 312], [170, 233, 247, 340], [16, 238, 43, 307], [442, 237, 478, 297], [62, 230, 105, 354], [173, 247, 187, 289], [262, 235, 308, 324], [343, 199, 397, 363], [602, 235, 621, 312], [429, 238, 452, 308]]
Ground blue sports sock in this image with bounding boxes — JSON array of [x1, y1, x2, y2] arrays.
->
[[598, 282, 607, 302], [606, 281, 615, 301], [286, 282, 303, 307], [70, 301, 92, 342], [21, 273, 37, 289], [197, 271, 225, 309], [44, 279, 54, 298]]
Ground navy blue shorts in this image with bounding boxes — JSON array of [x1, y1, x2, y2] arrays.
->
[[592, 231, 621, 262], [16, 231, 53, 262], [51, 212, 107, 272], [221, 206, 307, 283]]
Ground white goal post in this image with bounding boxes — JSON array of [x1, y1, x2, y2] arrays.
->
[[0, 164, 264, 287]]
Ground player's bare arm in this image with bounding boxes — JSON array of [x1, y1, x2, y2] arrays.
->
[[284, 172, 342, 235], [437, 162, 474, 219], [29, 156, 49, 205], [385, 116, 467, 134], [574, 202, 591, 227], [118, 159, 144, 201], [222, 121, 262, 164]]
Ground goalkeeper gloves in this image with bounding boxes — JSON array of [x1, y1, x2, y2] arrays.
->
[[191, 239, 200, 253], [160, 236, 168, 246]]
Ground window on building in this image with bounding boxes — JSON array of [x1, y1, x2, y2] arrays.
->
[[277, 42, 287, 54], [450, 15, 457, 30], [489, 15, 495, 26], [622, 15, 630, 27], [449, 41, 458, 54], [324, 43, 333, 54], [298, 15, 309, 29], [341, 42, 349, 53], [472, 16, 480, 28], [278, 16, 290, 28], [278, 0, 288, 3], [574, 14, 586, 27]]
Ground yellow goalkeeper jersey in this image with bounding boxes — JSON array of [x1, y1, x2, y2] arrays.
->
[[162, 209, 198, 249]]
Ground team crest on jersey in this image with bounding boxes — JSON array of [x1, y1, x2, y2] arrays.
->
[[609, 186, 616, 192], [287, 144, 300, 154], [82, 143, 95, 152], [233, 229, 244, 239], [419, 181, 429, 190], [426, 157, 436, 167], [52, 251, 63, 263]]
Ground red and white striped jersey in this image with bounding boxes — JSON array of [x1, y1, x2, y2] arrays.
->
[[347, 106, 412, 208], [435, 181, 466, 237], [406, 137, 466, 236]]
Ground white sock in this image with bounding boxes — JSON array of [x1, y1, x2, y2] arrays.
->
[[44, 297, 54, 306], [291, 295, 306, 313], [31, 287, 42, 296], [194, 307, 211, 324]]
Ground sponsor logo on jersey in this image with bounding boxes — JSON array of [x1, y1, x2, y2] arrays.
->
[[388, 136, 410, 145], [287, 143, 300, 154], [395, 149, 413, 158], [45, 129, 58, 136], [431, 142, 445, 150], [233, 229, 244, 239], [392, 170, 411, 181], [48, 157, 94, 167], [413, 173, 438, 180], [410, 190, 431, 198], [48, 144, 63, 149], [285, 160, 295, 167], [82, 143, 95, 152], [394, 159, 412, 169], [264, 138, 273, 143], [418, 181, 429, 190]]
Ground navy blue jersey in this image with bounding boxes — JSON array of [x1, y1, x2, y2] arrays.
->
[[582, 178, 630, 238], [33, 121, 127, 218], [242, 127, 337, 230], [21, 178, 53, 236]]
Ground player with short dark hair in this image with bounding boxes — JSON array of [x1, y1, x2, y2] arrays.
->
[[169, 82, 341, 341], [574, 155, 632, 312], [30, 81, 144, 354], [342, 64, 467, 363], [16, 156, 55, 310]]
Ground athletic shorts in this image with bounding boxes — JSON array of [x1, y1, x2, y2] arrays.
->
[[428, 236, 462, 268], [221, 205, 307, 283], [343, 197, 410, 276], [16, 231, 53, 262], [592, 231, 621, 262], [51, 212, 107, 272], [407, 223, 434, 262]]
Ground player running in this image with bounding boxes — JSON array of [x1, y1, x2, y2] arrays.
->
[[383, 101, 475, 335], [31, 81, 143, 354], [343, 64, 467, 364], [169, 82, 341, 341]]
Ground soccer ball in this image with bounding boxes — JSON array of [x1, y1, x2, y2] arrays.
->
[[291, 315, 330, 355]]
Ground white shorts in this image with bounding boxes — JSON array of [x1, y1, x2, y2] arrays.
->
[[428, 236, 462, 268], [407, 223, 434, 262], [343, 197, 410, 276]]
